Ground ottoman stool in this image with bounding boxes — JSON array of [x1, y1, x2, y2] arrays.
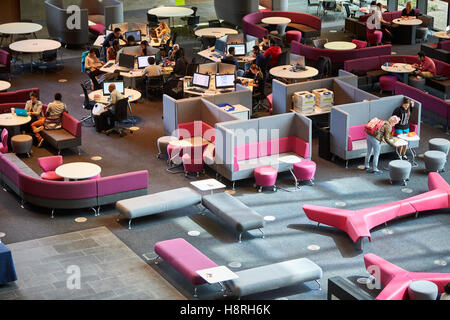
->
[[424, 150, 446, 172], [389, 160, 411, 186], [11, 134, 32, 157], [293, 160, 316, 187], [254, 166, 278, 192], [157, 136, 178, 159], [408, 280, 438, 300], [286, 30, 302, 44], [428, 138, 450, 156], [408, 76, 425, 91], [379, 75, 397, 94]]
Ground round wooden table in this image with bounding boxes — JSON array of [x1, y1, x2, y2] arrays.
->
[[9, 39, 61, 72], [393, 18, 422, 26], [0, 22, 42, 44], [55, 162, 101, 181], [324, 41, 357, 50], [147, 7, 194, 27], [0, 112, 31, 137], [270, 65, 318, 82], [434, 31, 450, 41], [0, 81, 11, 92], [381, 63, 416, 83], [194, 28, 238, 38]]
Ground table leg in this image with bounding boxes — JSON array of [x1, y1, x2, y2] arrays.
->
[[409, 147, 418, 167], [126, 101, 136, 125]]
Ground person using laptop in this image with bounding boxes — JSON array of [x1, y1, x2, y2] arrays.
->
[[168, 44, 180, 61], [85, 48, 106, 89], [144, 56, 162, 77], [96, 84, 126, 132], [241, 64, 264, 99], [412, 51, 436, 78], [252, 45, 266, 69], [107, 40, 121, 61], [140, 40, 154, 56], [102, 28, 127, 61], [264, 39, 281, 68], [221, 47, 238, 68]]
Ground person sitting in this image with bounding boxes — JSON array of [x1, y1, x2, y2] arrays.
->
[[85, 48, 105, 89], [252, 45, 266, 70], [102, 27, 127, 61], [107, 39, 121, 61], [241, 64, 264, 100], [140, 40, 150, 56], [264, 38, 281, 68], [259, 36, 270, 51], [392, 97, 414, 159], [168, 44, 179, 61], [126, 35, 137, 47], [401, 1, 416, 17], [437, 283, 450, 300], [96, 84, 126, 132], [221, 46, 238, 68], [413, 51, 436, 78], [376, 2, 393, 42], [172, 49, 187, 78], [144, 56, 162, 77], [25, 91, 43, 122], [32, 93, 67, 147]]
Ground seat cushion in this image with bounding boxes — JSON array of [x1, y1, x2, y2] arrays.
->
[[40, 171, 63, 181], [41, 129, 76, 144], [89, 24, 106, 36]]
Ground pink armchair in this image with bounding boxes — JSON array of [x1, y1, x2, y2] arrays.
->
[[182, 145, 207, 177], [38, 156, 63, 181], [0, 129, 8, 154]]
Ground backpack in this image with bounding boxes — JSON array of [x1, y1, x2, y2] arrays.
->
[[81, 51, 89, 73], [365, 117, 385, 136]]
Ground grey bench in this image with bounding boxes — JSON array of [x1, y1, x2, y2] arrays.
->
[[224, 258, 323, 298], [202, 193, 264, 242], [116, 187, 202, 229]]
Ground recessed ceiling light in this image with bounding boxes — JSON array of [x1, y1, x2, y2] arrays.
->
[[335, 201, 346, 207], [228, 261, 242, 268], [402, 188, 413, 194]]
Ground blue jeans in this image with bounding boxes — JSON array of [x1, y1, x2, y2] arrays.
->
[[365, 134, 381, 171]]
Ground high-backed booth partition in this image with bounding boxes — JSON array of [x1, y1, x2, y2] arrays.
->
[[330, 95, 421, 167], [271, 71, 371, 115], [214, 113, 312, 186], [214, 0, 258, 27], [81, 0, 124, 29]]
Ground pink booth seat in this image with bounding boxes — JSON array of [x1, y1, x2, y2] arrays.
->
[[0, 49, 11, 76], [89, 24, 105, 36], [0, 129, 8, 154], [0, 88, 39, 104], [293, 160, 316, 182], [254, 166, 277, 192], [366, 29, 383, 46], [154, 238, 218, 296], [379, 75, 398, 92], [439, 40, 450, 51], [364, 253, 450, 300], [168, 121, 215, 160], [302, 173, 449, 245], [352, 39, 367, 49], [286, 30, 302, 44], [38, 156, 63, 181]]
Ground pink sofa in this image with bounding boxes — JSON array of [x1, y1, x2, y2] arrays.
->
[[302, 173, 449, 246], [242, 11, 321, 40], [0, 88, 40, 104], [364, 253, 450, 300]]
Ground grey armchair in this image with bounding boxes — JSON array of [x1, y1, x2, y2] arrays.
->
[[81, 0, 124, 29]]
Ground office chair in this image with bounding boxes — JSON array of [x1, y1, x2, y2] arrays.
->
[[208, 20, 221, 28], [200, 36, 216, 50], [38, 50, 58, 74], [164, 79, 184, 100], [313, 38, 328, 48], [146, 75, 164, 100], [313, 56, 332, 80], [321, 1, 337, 16], [277, 51, 288, 66], [105, 98, 133, 137], [80, 83, 96, 126], [252, 72, 268, 113]]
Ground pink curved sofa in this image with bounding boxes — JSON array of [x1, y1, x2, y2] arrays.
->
[[302, 173, 449, 246], [0, 88, 39, 104], [242, 11, 321, 40], [364, 253, 450, 300], [0, 152, 148, 217], [0, 102, 48, 114]]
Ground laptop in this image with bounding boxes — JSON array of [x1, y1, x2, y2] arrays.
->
[[124, 30, 142, 42], [226, 44, 246, 57], [137, 55, 156, 69], [14, 108, 28, 117]]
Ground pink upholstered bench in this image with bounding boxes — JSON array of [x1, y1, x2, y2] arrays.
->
[[154, 238, 218, 297]]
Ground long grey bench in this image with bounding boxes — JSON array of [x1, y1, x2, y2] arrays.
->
[[1, 153, 40, 195], [202, 193, 264, 242], [224, 258, 323, 298], [116, 187, 202, 229]]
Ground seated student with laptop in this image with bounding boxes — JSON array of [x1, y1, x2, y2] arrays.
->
[[143, 56, 162, 77], [93, 83, 126, 133]]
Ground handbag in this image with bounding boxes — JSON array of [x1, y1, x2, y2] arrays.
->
[[44, 117, 62, 130]]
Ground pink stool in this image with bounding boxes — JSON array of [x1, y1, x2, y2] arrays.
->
[[379, 75, 397, 94], [293, 160, 316, 188], [352, 39, 367, 49], [254, 166, 278, 192], [286, 31, 302, 44], [366, 29, 382, 46]]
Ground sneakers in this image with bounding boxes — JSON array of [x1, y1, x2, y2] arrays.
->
[[37, 138, 44, 148], [365, 166, 371, 172], [372, 169, 383, 174], [33, 126, 44, 133], [402, 155, 408, 160]]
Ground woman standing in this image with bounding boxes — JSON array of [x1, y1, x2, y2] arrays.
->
[[392, 97, 414, 159]]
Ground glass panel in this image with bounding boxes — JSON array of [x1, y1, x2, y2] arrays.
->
[[427, 1, 449, 31], [398, 0, 418, 10]]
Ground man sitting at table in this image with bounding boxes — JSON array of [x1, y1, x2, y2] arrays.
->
[[144, 56, 162, 77], [102, 28, 127, 61], [107, 40, 121, 62], [413, 51, 436, 78], [264, 38, 281, 68], [85, 49, 105, 90], [95, 84, 126, 133], [221, 47, 238, 69]]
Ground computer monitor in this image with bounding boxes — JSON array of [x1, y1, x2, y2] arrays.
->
[[289, 53, 305, 67], [192, 73, 211, 89], [103, 81, 125, 95], [125, 30, 142, 42], [226, 44, 246, 56], [246, 39, 257, 54], [118, 53, 135, 69], [137, 55, 156, 69], [218, 63, 236, 75], [198, 63, 217, 75], [121, 45, 141, 57], [214, 39, 226, 55], [215, 74, 235, 89]]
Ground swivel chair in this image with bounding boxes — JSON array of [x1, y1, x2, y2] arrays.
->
[[105, 98, 133, 137], [80, 83, 96, 126]]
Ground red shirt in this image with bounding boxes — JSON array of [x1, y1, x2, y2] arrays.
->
[[420, 57, 436, 76], [264, 46, 282, 67]]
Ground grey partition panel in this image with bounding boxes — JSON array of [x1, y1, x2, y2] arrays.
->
[[177, 98, 203, 125], [201, 98, 240, 126], [330, 108, 349, 159], [222, 119, 260, 146], [213, 88, 252, 116], [272, 80, 288, 115], [163, 94, 178, 136], [292, 113, 312, 152], [339, 102, 370, 126], [369, 96, 403, 121], [257, 113, 292, 139], [104, 0, 124, 27], [215, 125, 235, 171], [335, 74, 358, 88], [410, 99, 422, 136], [333, 80, 355, 105], [214, 0, 258, 26]]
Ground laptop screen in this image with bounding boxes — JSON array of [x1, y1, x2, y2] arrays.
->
[[226, 44, 246, 56], [289, 53, 305, 67], [192, 73, 211, 89], [137, 55, 156, 69], [118, 53, 135, 68], [246, 39, 256, 54], [215, 39, 226, 55], [215, 74, 235, 89], [103, 81, 125, 95], [124, 30, 142, 42]]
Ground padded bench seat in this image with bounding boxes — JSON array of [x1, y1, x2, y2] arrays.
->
[[116, 187, 202, 229], [287, 23, 319, 38], [225, 258, 323, 298], [202, 193, 264, 242]]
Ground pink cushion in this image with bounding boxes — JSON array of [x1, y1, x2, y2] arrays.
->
[[254, 166, 277, 187], [379, 75, 398, 91], [286, 30, 302, 44], [89, 24, 105, 36], [40, 171, 63, 181], [0, 88, 39, 104], [38, 156, 63, 172], [367, 29, 383, 44], [235, 142, 259, 161], [293, 160, 316, 181], [293, 136, 309, 159], [0, 128, 8, 154], [61, 112, 82, 138]]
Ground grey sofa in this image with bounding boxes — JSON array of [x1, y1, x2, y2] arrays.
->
[[214, 0, 258, 26], [81, 0, 124, 28], [44, 0, 89, 45]]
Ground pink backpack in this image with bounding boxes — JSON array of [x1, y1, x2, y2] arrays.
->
[[365, 118, 385, 136]]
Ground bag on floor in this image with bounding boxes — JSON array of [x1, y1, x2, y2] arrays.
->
[[365, 117, 384, 136], [44, 117, 62, 130]]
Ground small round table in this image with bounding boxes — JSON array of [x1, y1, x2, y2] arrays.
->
[[324, 41, 357, 50], [392, 18, 423, 45], [55, 162, 101, 181], [0, 22, 42, 43], [434, 31, 450, 41], [0, 81, 11, 92], [397, 133, 420, 167], [9, 39, 61, 72], [147, 7, 194, 28], [381, 63, 416, 83], [393, 18, 422, 26], [0, 113, 31, 137], [261, 17, 291, 37], [195, 28, 238, 39], [270, 65, 318, 83]]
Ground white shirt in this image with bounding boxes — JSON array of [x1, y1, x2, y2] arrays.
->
[[367, 10, 381, 30], [144, 64, 162, 77], [108, 89, 125, 105]]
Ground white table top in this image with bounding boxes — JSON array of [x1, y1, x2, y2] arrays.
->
[[195, 28, 238, 38], [55, 162, 101, 181], [381, 63, 416, 73], [196, 266, 238, 284], [435, 31, 450, 40], [0, 113, 31, 127], [398, 133, 420, 142], [393, 18, 422, 26], [278, 155, 302, 164], [0, 81, 11, 91], [0, 22, 42, 35], [148, 7, 194, 18], [270, 65, 318, 79], [261, 17, 291, 25], [190, 179, 226, 192], [9, 39, 61, 53], [324, 41, 357, 50], [89, 88, 142, 104], [393, 138, 408, 147]]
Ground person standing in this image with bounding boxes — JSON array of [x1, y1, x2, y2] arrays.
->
[[102, 28, 127, 61], [364, 116, 400, 173], [392, 97, 414, 159]]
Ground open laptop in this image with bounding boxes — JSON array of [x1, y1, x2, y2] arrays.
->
[[103, 81, 125, 95], [246, 39, 257, 54], [190, 73, 211, 93], [215, 74, 235, 92], [137, 55, 156, 69], [214, 39, 227, 56], [289, 53, 306, 70], [118, 53, 135, 69]]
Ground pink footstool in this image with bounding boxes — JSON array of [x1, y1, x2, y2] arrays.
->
[[254, 166, 278, 192], [379, 75, 397, 94], [286, 30, 302, 44], [293, 160, 316, 187]]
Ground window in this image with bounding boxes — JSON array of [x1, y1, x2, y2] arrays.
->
[[427, 0, 449, 31], [398, 0, 417, 11]]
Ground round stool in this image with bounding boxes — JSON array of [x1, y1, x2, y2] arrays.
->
[[293, 160, 316, 187], [428, 138, 450, 156], [285, 30, 302, 44], [379, 75, 397, 94], [424, 150, 446, 172], [157, 136, 178, 159], [0, 232, 5, 243], [389, 160, 411, 186], [11, 134, 32, 157], [408, 76, 425, 90], [408, 280, 438, 300], [254, 166, 278, 192]]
